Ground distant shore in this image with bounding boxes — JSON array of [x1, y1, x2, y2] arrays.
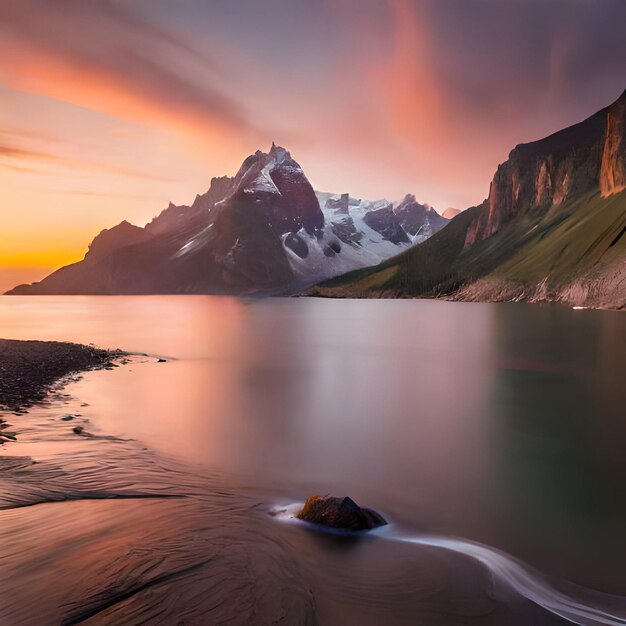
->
[[0, 338, 124, 410]]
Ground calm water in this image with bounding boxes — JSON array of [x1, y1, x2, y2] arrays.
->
[[0, 296, 624, 625]]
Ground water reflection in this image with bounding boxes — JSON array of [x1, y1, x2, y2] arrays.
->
[[488, 305, 626, 591], [63, 299, 496, 533], [1, 296, 625, 623]]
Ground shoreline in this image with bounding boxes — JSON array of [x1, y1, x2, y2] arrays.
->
[[301, 289, 626, 311], [0, 332, 624, 623], [0, 338, 125, 412]]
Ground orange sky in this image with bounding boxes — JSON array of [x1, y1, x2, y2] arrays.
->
[[1, 0, 625, 293]]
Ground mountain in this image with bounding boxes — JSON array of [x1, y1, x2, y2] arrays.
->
[[442, 208, 461, 219], [393, 194, 449, 240], [7, 144, 441, 295], [310, 89, 626, 309], [312, 192, 449, 271]]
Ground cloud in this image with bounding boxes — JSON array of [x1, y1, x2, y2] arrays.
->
[[365, 0, 450, 162], [314, 0, 626, 208], [0, 1, 262, 145], [0, 143, 58, 161], [0, 135, 173, 181], [1, 163, 54, 175], [1, 0, 625, 212], [47, 188, 149, 199]]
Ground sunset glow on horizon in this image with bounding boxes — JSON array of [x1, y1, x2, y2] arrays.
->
[[1, 0, 625, 292]]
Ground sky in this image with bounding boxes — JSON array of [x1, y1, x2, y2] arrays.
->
[[1, 0, 625, 292]]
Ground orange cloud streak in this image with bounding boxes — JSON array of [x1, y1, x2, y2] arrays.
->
[[0, 1, 264, 161], [0, 52, 251, 155], [372, 0, 446, 148], [0, 135, 174, 182]]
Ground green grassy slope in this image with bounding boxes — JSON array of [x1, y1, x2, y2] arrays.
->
[[310, 191, 626, 308]]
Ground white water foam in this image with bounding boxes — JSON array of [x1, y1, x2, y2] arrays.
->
[[271, 503, 626, 626], [388, 531, 626, 626]]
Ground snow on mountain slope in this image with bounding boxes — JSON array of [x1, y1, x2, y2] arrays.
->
[[7, 146, 444, 295], [282, 192, 446, 286]]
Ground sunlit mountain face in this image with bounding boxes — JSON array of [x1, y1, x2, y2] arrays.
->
[[1, 0, 626, 292], [311, 90, 626, 309], [7, 142, 452, 295]]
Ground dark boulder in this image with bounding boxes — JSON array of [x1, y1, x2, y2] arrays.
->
[[297, 495, 387, 531]]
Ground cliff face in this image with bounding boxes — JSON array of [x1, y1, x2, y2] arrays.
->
[[393, 194, 448, 240], [465, 89, 626, 248], [221, 143, 323, 235], [600, 93, 626, 197], [362, 204, 410, 244], [311, 89, 626, 309], [7, 145, 320, 295]]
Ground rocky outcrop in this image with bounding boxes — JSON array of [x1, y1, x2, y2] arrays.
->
[[221, 142, 323, 235], [600, 93, 626, 197], [465, 89, 626, 248], [310, 89, 626, 310], [145, 176, 232, 236], [331, 215, 363, 246], [325, 193, 350, 214], [297, 495, 387, 531], [7, 142, 442, 296], [393, 194, 448, 239], [363, 204, 410, 244]]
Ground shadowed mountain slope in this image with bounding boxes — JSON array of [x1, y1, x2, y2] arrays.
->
[[310, 90, 626, 309], [8, 145, 443, 295]]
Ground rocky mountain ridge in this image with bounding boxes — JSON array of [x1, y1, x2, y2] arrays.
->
[[7, 144, 445, 295], [310, 89, 626, 309]]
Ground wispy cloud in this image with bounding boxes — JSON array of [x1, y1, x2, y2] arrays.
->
[[2, 0, 625, 215], [1, 162, 55, 176], [0, 143, 58, 161], [0, 1, 262, 144], [0, 136, 173, 182], [47, 188, 149, 199]]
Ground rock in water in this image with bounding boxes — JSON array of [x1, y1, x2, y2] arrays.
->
[[297, 495, 387, 531]]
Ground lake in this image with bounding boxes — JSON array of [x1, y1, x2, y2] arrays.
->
[[0, 296, 624, 625]]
